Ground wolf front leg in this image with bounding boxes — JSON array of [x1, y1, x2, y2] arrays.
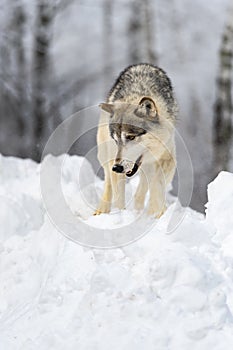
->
[[94, 162, 113, 215], [147, 163, 166, 218], [134, 169, 148, 211], [111, 171, 126, 210]]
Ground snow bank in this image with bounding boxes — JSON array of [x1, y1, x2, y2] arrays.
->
[[1, 155, 233, 349]]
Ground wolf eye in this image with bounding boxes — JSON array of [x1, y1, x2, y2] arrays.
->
[[126, 135, 136, 141]]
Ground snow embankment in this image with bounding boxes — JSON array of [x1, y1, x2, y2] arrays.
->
[[1, 154, 233, 350]]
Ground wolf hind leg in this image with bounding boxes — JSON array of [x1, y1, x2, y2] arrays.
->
[[94, 162, 113, 215]]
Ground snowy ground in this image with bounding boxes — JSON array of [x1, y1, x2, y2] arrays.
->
[[1, 154, 233, 349]]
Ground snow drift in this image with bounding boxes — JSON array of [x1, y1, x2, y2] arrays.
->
[[1, 154, 233, 349]]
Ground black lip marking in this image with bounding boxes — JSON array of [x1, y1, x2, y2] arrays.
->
[[126, 155, 143, 177], [126, 163, 139, 177]]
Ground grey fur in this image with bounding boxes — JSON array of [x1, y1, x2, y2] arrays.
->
[[107, 63, 178, 119]]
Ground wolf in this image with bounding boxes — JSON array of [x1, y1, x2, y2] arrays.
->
[[94, 63, 177, 218]]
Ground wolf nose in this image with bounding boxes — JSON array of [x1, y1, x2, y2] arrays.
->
[[112, 164, 124, 173]]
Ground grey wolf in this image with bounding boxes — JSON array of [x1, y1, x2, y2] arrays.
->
[[94, 63, 177, 218]]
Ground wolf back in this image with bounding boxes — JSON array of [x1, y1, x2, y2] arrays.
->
[[107, 63, 178, 120]]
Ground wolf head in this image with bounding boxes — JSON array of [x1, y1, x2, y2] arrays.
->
[[99, 97, 175, 176]]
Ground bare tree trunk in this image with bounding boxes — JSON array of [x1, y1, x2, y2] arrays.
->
[[0, 2, 22, 156], [128, 0, 157, 65], [12, 0, 27, 140], [212, 10, 233, 176], [103, 0, 113, 89], [0, 23, 12, 120], [128, 0, 143, 63], [143, 0, 157, 64], [32, 0, 54, 161]]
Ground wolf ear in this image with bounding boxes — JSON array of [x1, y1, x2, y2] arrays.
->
[[99, 103, 115, 114], [135, 97, 158, 122], [139, 97, 156, 111]]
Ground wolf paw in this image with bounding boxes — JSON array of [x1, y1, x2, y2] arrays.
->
[[93, 207, 110, 216], [155, 208, 166, 219], [93, 209, 102, 216], [148, 205, 166, 219]]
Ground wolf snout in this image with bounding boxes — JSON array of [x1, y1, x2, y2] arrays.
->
[[112, 164, 124, 173]]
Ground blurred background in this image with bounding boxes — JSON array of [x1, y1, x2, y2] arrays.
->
[[0, 0, 232, 212]]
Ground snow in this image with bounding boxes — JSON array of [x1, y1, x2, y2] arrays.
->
[[1, 154, 233, 349]]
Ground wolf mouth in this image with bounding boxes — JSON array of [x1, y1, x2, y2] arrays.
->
[[126, 155, 143, 177]]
